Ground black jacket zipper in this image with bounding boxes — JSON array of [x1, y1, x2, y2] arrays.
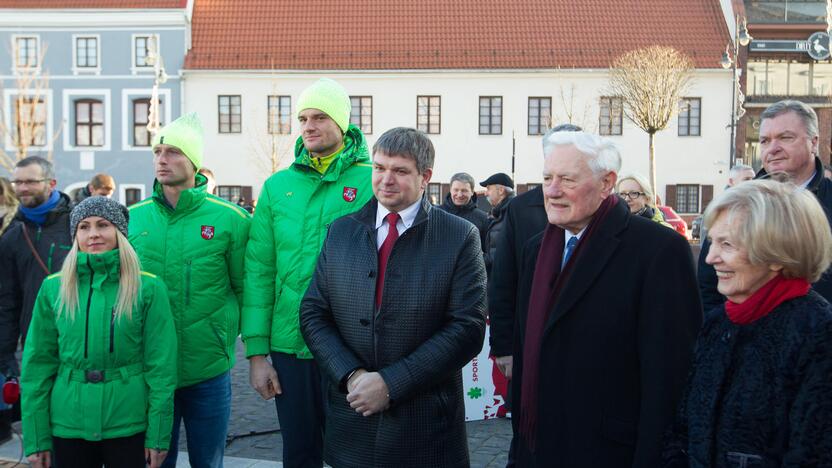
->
[[84, 257, 94, 359], [109, 308, 115, 353]]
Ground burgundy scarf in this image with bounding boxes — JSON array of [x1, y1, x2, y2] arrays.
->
[[518, 194, 618, 451], [724, 274, 810, 325]]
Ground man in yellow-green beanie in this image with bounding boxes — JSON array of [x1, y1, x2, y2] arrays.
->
[[127, 112, 251, 468], [243, 77, 372, 467]]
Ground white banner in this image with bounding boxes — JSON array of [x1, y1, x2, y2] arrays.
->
[[461, 325, 504, 421]]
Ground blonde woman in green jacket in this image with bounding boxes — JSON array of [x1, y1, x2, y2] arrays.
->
[[22, 197, 177, 468]]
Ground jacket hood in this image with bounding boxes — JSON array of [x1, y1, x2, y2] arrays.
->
[[76, 249, 121, 280], [292, 124, 370, 181], [151, 172, 209, 214]]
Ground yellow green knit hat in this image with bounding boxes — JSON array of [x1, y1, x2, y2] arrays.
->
[[152, 112, 204, 169], [296, 78, 351, 133]]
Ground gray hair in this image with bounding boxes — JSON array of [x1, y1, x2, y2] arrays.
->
[[372, 127, 435, 174], [542, 131, 621, 175], [16, 156, 55, 180], [704, 179, 832, 282], [541, 123, 583, 155], [450, 172, 476, 191], [729, 163, 754, 179], [761, 100, 818, 138]]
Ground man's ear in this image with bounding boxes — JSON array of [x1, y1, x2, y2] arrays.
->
[[421, 168, 433, 188]]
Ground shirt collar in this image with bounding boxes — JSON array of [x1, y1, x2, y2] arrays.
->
[[564, 226, 587, 245], [799, 170, 817, 189], [376, 198, 422, 229]]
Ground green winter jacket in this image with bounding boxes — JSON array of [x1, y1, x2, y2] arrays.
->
[[128, 174, 251, 387], [21, 250, 177, 455], [243, 125, 372, 358]]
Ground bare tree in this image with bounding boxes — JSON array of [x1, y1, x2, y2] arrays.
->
[[552, 82, 594, 131], [608, 45, 694, 205], [0, 44, 62, 174]]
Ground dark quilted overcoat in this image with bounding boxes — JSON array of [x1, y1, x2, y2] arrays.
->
[[663, 292, 832, 467], [300, 196, 487, 468]]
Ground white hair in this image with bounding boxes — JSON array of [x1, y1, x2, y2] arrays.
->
[[542, 131, 622, 175]]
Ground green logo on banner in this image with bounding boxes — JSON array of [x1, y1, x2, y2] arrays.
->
[[467, 387, 483, 399]]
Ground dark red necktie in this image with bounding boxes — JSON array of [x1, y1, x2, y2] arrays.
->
[[376, 212, 400, 308]]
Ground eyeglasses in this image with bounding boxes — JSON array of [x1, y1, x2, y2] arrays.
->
[[10, 179, 47, 187], [618, 191, 646, 200]]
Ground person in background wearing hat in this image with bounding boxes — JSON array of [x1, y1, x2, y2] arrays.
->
[[243, 77, 372, 467], [127, 113, 251, 468], [481, 172, 515, 275], [72, 173, 116, 204], [22, 196, 177, 468]]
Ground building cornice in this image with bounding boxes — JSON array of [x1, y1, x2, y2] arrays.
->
[[0, 9, 188, 28]]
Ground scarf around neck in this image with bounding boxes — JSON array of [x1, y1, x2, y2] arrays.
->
[[19, 190, 60, 226], [725, 274, 810, 325], [518, 194, 618, 451]]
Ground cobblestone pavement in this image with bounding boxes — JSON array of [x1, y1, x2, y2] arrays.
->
[[184, 340, 512, 467]]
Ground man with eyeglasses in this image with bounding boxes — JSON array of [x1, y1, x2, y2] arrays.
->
[[0, 156, 72, 436], [698, 100, 832, 314]]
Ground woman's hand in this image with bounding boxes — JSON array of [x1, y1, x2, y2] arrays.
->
[[28, 451, 51, 468], [145, 448, 168, 468]]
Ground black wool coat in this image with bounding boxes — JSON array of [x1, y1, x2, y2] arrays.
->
[[699, 157, 832, 313], [300, 197, 487, 468], [0, 192, 72, 376], [438, 192, 489, 249], [483, 193, 515, 275], [488, 186, 548, 357], [663, 292, 832, 467], [512, 198, 703, 468]]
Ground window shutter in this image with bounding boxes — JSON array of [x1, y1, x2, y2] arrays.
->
[[242, 186, 253, 204], [701, 185, 714, 213], [665, 185, 677, 210]]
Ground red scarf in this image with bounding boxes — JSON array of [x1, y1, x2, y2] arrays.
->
[[724, 274, 810, 325], [518, 194, 618, 452]]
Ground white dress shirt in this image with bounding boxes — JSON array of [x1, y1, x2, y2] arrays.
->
[[376, 199, 421, 249], [563, 226, 587, 265]]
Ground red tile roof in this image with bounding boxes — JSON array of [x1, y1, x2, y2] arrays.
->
[[185, 0, 731, 70], [0, 1, 186, 8]]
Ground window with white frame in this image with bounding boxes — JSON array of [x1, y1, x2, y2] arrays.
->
[[678, 98, 701, 136], [528, 97, 552, 136], [267, 95, 291, 135], [75, 36, 99, 69], [133, 98, 163, 146], [479, 96, 503, 135], [12, 96, 46, 146], [14, 36, 39, 69], [599, 96, 623, 136], [417, 96, 441, 134], [133, 35, 154, 68], [75, 99, 105, 147], [349, 96, 373, 134]]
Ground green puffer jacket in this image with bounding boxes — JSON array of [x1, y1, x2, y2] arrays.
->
[[128, 174, 251, 387], [21, 250, 177, 455], [243, 125, 372, 359]]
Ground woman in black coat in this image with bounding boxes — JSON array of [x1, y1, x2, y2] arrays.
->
[[664, 180, 832, 466]]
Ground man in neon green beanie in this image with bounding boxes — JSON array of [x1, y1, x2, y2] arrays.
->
[[127, 112, 251, 468], [243, 77, 372, 467]]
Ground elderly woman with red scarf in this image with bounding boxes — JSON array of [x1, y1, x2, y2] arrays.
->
[[664, 179, 832, 466]]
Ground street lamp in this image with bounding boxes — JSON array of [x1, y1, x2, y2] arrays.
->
[[145, 36, 168, 135], [721, 15, 752, 168]]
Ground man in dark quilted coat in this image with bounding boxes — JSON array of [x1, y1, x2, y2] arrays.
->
[[301, 127, 487, 467]]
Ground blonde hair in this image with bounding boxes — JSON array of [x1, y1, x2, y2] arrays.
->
[[704, 179, 832, 282], [616, 173, 656, 207], [56, 230, 142, 321], [0, 177, 19, 236]]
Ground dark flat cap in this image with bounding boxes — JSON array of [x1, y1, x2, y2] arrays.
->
[[480, 172, 514, 188]]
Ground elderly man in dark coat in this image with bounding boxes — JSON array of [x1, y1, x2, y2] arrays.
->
[[512, 130, 702, 467], [300, 127, 487, 468]]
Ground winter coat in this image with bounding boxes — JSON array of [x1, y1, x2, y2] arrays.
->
[[300, 197, 486, 468], [483, 193, 515, 275], [699, 157, 832, 313], [0, 192, 72, 376], [21, 250, 177, 456], [438, 192, 488, 248], [636, 205, 673, 229], [488, 186, 548, 358], [128, 174, 250, 388], [663, 292, 832, 467], [512, 198, 702, 467], [242, 125, 372, 359]]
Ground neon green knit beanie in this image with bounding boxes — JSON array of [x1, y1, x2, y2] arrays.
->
[[151, 112, 204, 169], [296, 78, 351, 133]]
